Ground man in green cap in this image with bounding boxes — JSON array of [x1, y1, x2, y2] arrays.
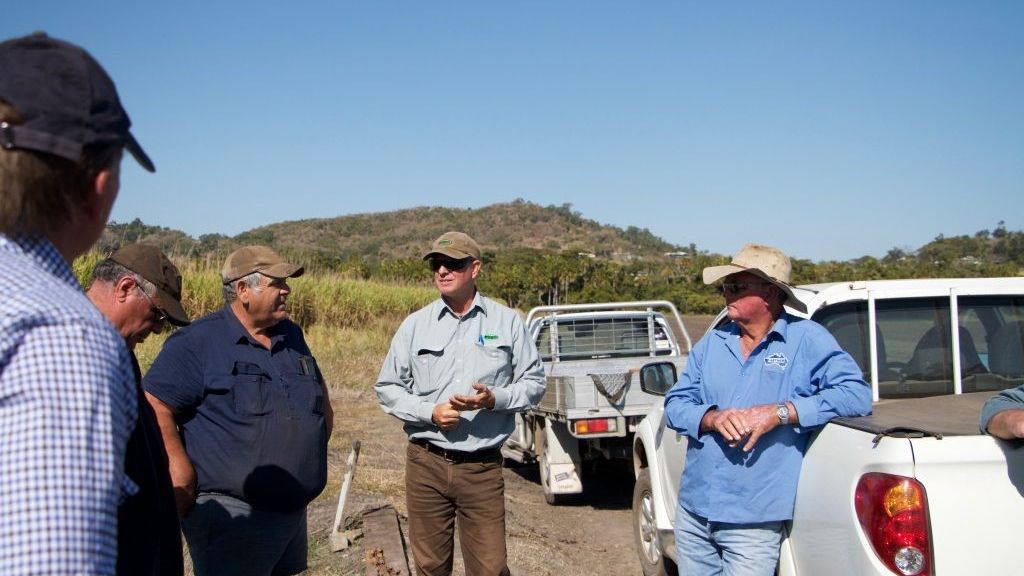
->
[[376, 231, 546, 576]]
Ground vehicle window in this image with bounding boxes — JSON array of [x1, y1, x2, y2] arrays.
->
[[959, 296, 1024, 391], [814, 296, 1024, 398]]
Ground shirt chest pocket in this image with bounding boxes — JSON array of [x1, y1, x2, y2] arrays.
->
[[232, 361, 272, 416], [411, 350, 442, 395], [474, 344, 513, 388]]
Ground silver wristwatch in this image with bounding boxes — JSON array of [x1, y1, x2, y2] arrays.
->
[[776, 403, 790, 425]]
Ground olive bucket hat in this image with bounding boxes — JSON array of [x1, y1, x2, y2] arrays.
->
[[702, 243, 807, 313]]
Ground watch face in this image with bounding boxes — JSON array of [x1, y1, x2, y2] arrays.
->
[[777, 404, 789, 423]]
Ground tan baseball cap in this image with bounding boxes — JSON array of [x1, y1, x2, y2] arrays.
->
[[221, 245, 304, 284], [423, 231, 481, 261], [109, 244, 190, 326], [702, 243, 807, 313]]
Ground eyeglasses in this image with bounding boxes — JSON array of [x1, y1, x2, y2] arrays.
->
[[137, 286, 168, 325], [717, 281, 769, 295], [429, 257, 473, 272]]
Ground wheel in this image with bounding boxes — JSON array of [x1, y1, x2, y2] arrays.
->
[[534, 418, 566, 505], [633, 468, 671, 575]]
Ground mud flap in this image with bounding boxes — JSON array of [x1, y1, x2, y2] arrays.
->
[[540, 420, 583, 495]]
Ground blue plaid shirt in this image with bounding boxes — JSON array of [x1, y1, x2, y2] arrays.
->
[[0, 234, 138, 575]]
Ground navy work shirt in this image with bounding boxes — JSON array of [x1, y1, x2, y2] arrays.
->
[[143, 306, 328, 512]]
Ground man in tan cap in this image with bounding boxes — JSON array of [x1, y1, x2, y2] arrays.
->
[[144, 245, 332, 576], [375, 231, 545, 576], [663, 243, 871, 575], [87, 244, 190, 576]]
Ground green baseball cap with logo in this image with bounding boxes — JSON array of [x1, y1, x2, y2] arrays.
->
[[109, 244, 190, 326], [423, 231, 481, 261]]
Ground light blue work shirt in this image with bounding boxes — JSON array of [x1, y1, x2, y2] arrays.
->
[[664, 313, 871, 523], [375, 292, 546, 452]]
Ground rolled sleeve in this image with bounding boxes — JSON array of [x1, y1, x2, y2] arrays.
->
[[790, 340, 872, 430], [980, 384, 1024, 433]]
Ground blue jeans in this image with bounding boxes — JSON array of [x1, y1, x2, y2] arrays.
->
[[182, 492, 308, 576], [674, 505, 783, 576]]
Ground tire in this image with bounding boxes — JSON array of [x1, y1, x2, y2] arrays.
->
[[633, 468, 671, 575], [534, 418, 566, 505]]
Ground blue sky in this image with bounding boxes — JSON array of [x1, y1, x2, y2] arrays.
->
[[5, 2, 1022, 261]]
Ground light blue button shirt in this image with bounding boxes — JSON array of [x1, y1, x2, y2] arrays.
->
[[375, 292, 546, 451], [665, 313, 871, 523]]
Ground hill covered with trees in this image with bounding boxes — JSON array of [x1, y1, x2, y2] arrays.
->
[[100, 203, 1023, 314]]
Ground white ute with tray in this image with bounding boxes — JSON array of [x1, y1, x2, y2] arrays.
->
[[631, 277, 1024, 576], [502, 301, 692, 504]]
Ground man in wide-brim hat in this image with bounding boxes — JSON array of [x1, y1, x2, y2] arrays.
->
[[663, 243, 871, 576]]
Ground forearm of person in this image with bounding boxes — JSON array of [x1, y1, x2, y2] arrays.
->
[[374, 379, 434, 424], [491, 361, 546, 412], [664, 364, 709, 438], [980, 386, 1024, 434], [145, 392, 196, 515], [790, 351, 873, 428], [984, 409, 1024, 439]]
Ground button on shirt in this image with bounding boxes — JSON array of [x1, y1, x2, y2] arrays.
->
[[375, 293, 546, 452], [0, 234, 137, 575], [143, 306, 327, 513], [664, 313, 871, 523]]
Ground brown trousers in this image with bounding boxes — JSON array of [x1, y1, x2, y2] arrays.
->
[[405, 442, 511, 576]]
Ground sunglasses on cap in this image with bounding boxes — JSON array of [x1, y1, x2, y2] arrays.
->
[[429, 257, 474, 272]]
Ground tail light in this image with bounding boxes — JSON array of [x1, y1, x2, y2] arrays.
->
[[573, 418, 617, 435], [855, 473, 932, 575]]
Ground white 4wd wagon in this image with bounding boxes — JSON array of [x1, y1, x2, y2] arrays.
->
[[632, 277, 1024, 576]]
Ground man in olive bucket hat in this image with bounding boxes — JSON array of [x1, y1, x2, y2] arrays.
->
[[663, 243, 871, 575]]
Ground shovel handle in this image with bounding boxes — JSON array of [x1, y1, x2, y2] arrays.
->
[[331, 440, 361, 534]]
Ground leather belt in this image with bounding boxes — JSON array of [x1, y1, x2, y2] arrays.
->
[[411, 439, 502, 464]]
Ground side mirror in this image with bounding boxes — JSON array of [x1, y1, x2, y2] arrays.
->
[[639, 361, 677, 396]]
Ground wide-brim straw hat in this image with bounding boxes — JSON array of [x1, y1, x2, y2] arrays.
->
[[702, 243, 807, 313]]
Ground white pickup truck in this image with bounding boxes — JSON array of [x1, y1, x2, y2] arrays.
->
[[631, 277, 1024, 576]]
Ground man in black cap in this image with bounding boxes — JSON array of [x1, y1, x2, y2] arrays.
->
[[0, 32, 156, 573], [145, 245, 333, 576], [87, 244, 191, 576]]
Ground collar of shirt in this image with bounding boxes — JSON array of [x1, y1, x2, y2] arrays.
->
[[432, 291, 489, 321], [220, 304, 287, 350], [715, 312, 795, 351], [1, 233, 79, 291]]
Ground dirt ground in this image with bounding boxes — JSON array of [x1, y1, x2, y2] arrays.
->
[[301, 315, 715, 575], [304, 391, 642, 576]]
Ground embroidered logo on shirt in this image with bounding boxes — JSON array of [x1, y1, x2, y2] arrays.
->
[[764, 352, 789, 370], [483, 334, 499, 340]]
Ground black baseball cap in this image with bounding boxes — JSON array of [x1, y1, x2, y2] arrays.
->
[[0, 32, 154, 172]]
